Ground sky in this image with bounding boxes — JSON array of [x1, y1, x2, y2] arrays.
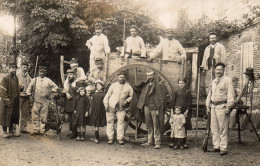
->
[[0, 13, 14, 36]]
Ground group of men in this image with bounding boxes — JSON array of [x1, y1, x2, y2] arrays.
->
[[0, 21, 237, 155]]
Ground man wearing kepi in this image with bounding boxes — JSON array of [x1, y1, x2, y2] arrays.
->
[[86, 23, 110, 71], [16, 61, 31, 134], [103, 71, 133, 145], [200, 33, 226, 92], [121, 25, 146, 59], [0, 63, 20, 138], [148, 28, 186, 63], [138, 71, 167, 149], [206, 62, 235, 155], [26, 66, 58, 135]]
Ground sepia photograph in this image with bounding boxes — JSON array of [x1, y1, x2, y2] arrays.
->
[[0, 0, 260, 165]]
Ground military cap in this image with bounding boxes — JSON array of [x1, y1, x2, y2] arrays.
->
[[20, 61, 29, 66], [118, 70, 127, 76], [38, 66, 47, 71], [165, 28, 174, 34], [94, 22, 103, 29], [214, 62, 226, 68], [129, 25, 138, 31], [95, 79, 104, 86], [70, 58, 78, 65], [95, 58, 104, 65], [244, 67, 254, 76], [8, 63, 17, 68], [67, 69, 74, 73], [76, 80, 87, 87], [208, 32, 218, 38]]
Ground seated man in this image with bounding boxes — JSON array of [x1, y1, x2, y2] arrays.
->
[[88, 58, 106, 83]]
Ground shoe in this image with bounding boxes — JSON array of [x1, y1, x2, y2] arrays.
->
[[8, 132, 14, 137], [21, 130, 30, 134], [108, 139, 113, 145], [90, 138, 99, 144], [169, 143, 175, 148], [13, 133, 21, 137], [183, 143, 188, 149], [141, 142, 152, 146], [208, 148, 220, 152], [76, 136, 81, 141], [173, 145, 178, 149], [154, 145, 161, 149], [30, 132, 38, 135], [80, 137, 85, 141], [3, 132, 10, 139], [118, 140, 124, 145], [220, 150, 228, 156], [180, 145, 184, 150]]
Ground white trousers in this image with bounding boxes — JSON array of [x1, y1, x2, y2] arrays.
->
[[211, 104, 229, 151]]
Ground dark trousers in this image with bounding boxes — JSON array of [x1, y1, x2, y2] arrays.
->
[[68, 112, 77, 137]]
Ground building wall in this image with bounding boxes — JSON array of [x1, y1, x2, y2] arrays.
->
[[220, 22, 260, 108]]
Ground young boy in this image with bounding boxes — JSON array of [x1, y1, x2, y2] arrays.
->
[[86, 23, 110, 71]]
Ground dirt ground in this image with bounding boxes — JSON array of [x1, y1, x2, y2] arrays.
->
[[0, 119, 260, 166]]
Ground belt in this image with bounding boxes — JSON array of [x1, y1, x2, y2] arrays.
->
[[211, 100, 227, 106]]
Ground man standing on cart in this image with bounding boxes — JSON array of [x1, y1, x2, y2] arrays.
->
[[200, 32, 227, 92], [147, 28, 186, 63], [121, 25, 146, 59]]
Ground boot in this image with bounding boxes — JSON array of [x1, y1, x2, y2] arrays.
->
[[80, 132, 85, 141], [173, 138, 179, 149], [183, 138, 188, 148], [169, 138, 175, 148], [180, 139, 184, 150], [90, 130, 99, 143], [76, 132, 81, 141], [95, 130, 100, 140]]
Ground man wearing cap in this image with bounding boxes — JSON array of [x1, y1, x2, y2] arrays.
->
[[137, 70, 167, 149], [86, 23, 110, 71], [88, 58, 106, 82], [26, 66, 58, 135], [121, 25, 146, 59], [103, 71, 133, 145], [206, 62, 235, 155], [201, 33, 227, 91], [16, 61, 31, 133], [67, 58, 86, 87], [148, 28, 186, 63], [63, 69, 78, 138], [0, 63, 20, 138]]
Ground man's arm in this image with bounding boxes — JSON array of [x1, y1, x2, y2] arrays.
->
[[126, 85, 134, 103], [226, 79, 235, 109], [220, 44, 227, 65], [177, 41, 186, 60], [103, 35, 110, 54], [206, 90, 212, 112], [26, 78, 35, 95], [48, 78, 58, 92], [149, 40, 163, 60], [103, 83, 114, 109], [86, 36, 94, 49], [0, 77, 10, 106], [140, 37, 146, 58], [200, 47, 209, 71]]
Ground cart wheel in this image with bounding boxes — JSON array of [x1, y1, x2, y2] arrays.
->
[[105, 64, 174, 135]]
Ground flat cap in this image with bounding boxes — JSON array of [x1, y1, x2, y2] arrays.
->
[[165, 28, 174, 33], [95, 58, 104, 64], [67, 69, 74, 73], [8, 63, 17, 68], [70, 58, 78, 65], [20, 61, 29, 66], [118, 70, 127, 76], [214, 62, 226, 68], [95, 79, 104, 86], [38, 66, 47, 71]]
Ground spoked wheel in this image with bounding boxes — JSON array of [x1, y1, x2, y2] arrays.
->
[[104, 64, 174, 135]]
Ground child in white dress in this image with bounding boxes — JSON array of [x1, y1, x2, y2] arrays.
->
[[170, 106, 186, 149]]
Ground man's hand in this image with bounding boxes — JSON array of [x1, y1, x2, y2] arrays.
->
[[74, 110, 76, 114], [155, 110, 159, 116], [206, 108, 211, 115], [66, 93, 72, 100], [3, 100, 11, 107], [105, 107, 109, 112], [122, 101, 128, 107], [147, 57, 153, 62], [85, 112, 89, 117], [184, 110, 188, 118], [224, 108, 231, 115]]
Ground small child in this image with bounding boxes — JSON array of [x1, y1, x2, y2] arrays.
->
[[90, 79, 106, 143], [73, 87, 90, 141], [170, 77, 192, 148], [170, 106, 186, 149]]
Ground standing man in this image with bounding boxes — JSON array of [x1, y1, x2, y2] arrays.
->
[[16, 61, 31, 133], [137, 71, 167, 149], [206, 62, 235, 155], [200, 32, 227, 91], [0, 63, 20, 138], [88, 58, 106, 83], [86, 23, 110, 71], [26, 66, 58, 135], [121, 25, 146, 59], [63, 69, 77, 138], [148, 28, 186, 63], [103, 71, 133, 145]]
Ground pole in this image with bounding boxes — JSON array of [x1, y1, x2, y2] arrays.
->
[[195, 67, 201, 146], [12, 0, 17, 63]]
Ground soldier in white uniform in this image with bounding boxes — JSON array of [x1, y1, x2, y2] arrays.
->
[[86, 23, 110, 71], [148, 28, 186, 63], [26, 66, 58, 135], [121, 25, 146, 59]]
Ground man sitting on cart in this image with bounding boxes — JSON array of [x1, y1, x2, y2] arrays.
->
[[147, 28, 186, 63], [88, 58, 106, 83], [121, 25, 146, 59]]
